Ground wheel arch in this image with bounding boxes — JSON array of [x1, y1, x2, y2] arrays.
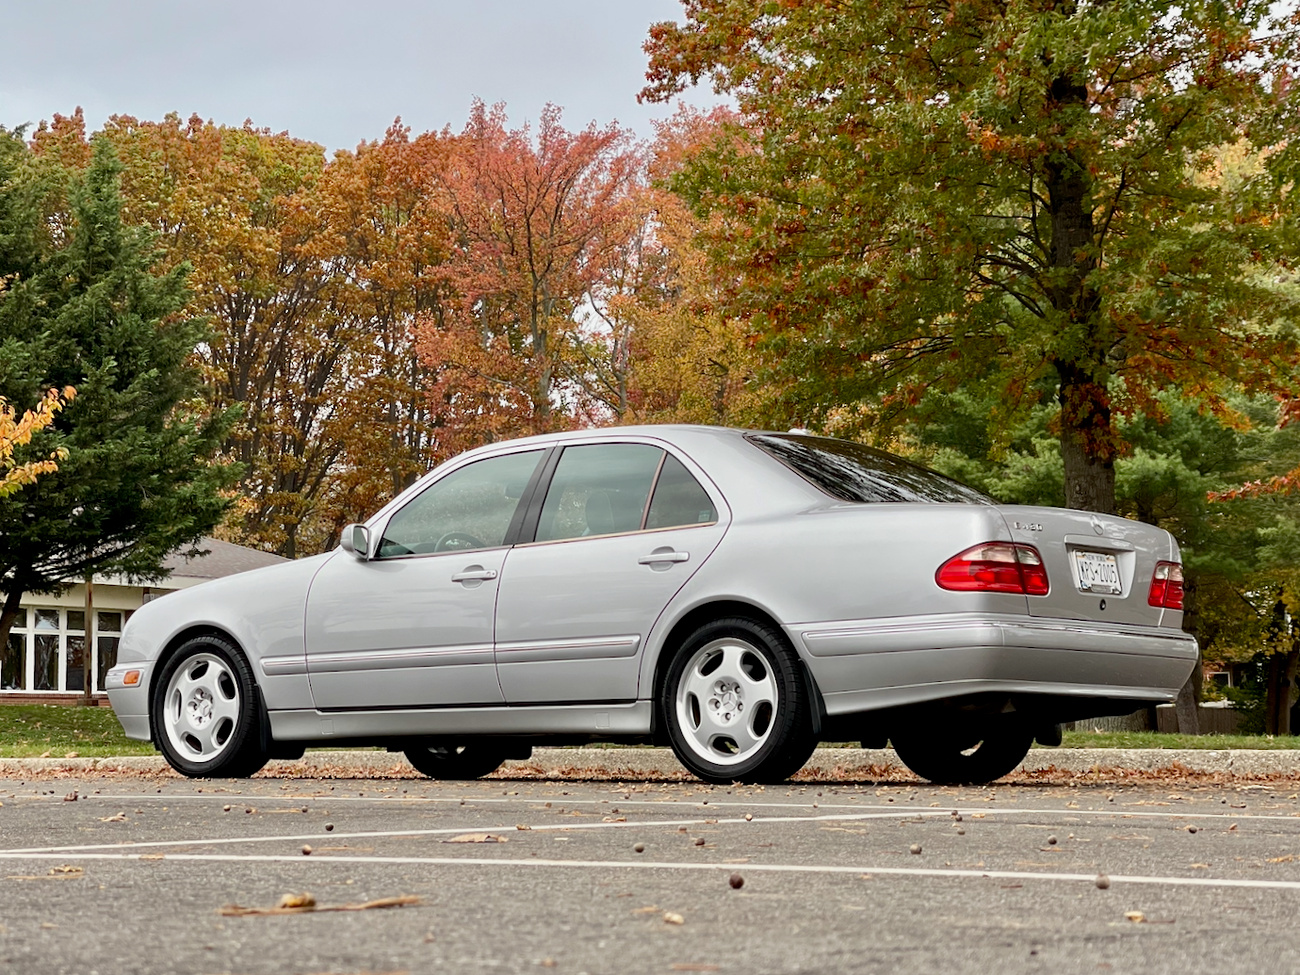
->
[[647, 599, 826, 741]]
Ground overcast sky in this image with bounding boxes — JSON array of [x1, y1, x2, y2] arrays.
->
[[1, 0, 714, 151]]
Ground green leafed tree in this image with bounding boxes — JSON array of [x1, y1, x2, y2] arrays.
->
[[0, 130, 238, 647], [644, 0, 1300, 514]]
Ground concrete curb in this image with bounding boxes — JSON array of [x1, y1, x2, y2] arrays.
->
[[3, 746, 1300, 778]]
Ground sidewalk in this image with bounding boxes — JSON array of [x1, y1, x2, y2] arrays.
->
[[4, 746, 1300, 779]]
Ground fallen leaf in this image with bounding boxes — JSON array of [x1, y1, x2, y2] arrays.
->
[[663, 912, 685, 925], [220, 895, 420, 917], [515, 824, 532, 831], [49, 866, 83, 876], [444, 833, 507, 844], [98, 813, 127, 823], [139, 854, 165, 861], [632, 905, 660, 915], [1268, 855, 1295, 863], [1124, 911, 1146, 923], [62, 791, 77, 802]]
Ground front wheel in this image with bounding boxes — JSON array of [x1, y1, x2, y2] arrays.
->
[[891, 724, 1033, 785], [404, 742, 508, 780], [661, 617, 816, 784], [152, 635, 268, 778]]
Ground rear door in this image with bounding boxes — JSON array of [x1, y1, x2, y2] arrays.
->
[[999, 506, 1177, 626], [493, 441, 728, 703]]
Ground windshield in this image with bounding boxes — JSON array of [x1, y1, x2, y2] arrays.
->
[[747, 434, 993, 505]]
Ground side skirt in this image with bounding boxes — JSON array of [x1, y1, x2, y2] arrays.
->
[[268, 701, 654, 742]]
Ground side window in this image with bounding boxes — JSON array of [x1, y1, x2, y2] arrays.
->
[[535, 444, 664, 543], [377, 449, 543, 558], [646, 454, 718, 530]]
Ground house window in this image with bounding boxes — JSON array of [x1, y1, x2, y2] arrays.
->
[[1, 610, 27, 690], [1, 607, 126, 694], [97, 611, 122, 692]]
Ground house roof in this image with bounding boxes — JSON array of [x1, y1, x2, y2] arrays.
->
[[160, 537, 289, 582]]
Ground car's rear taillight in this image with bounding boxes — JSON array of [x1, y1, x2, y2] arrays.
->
[[936, 542, 1050, 596], [1148, 561, 1185, 610]]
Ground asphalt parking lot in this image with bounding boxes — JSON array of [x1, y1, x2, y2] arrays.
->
[[4, 757, 1300, 975]]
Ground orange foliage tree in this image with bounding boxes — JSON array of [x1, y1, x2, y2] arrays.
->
[[414, 101, 643, 453]]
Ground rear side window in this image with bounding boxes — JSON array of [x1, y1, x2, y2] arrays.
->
[[535, 444, 664, 542], [748, 434, 992, 505], [646, 455, 718, 529]]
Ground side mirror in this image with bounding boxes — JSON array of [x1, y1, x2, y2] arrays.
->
[[340, 523, 371, 561]]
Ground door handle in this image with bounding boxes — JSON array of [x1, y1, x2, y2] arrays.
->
[[451, 567, 498, 583], [638, 550, 689, 566]]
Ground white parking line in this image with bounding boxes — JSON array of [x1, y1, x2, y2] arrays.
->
[[1, 849, 1299, 893], [5, 797, 1298, 857], [0, 810, 945, 854]]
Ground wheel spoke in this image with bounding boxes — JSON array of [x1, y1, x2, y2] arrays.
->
[[737, 669, 776, 711], [729, 720, 763, 755], [682, 662, 719, 704], [208, 692, 240, 726]]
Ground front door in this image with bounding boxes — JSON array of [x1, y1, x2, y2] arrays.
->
[[305, 448, 544, 710], [494, 442, 727, 703]]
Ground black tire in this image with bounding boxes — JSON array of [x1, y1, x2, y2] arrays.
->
[[891, 724, 1033, 785], [661, 617, 817, 785], [404, 742, 508, 780], [151, 635, 268, 778]]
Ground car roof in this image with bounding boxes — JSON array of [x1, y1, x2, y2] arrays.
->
[[395, 425, 825, 524]]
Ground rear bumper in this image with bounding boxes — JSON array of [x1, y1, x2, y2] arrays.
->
[[790, 614, 1198, 717]]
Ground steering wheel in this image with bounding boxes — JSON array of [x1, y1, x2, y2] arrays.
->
[[434, 531, 487, 552]]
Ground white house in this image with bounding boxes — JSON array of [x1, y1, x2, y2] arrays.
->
[[0, 538, 287, 704]]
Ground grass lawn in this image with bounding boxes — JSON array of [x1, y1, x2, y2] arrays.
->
[[1056, 730, 1300, 750], [0, 703, 156, 758]]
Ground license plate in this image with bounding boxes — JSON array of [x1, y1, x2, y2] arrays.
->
[[1073, 551, 1121, 594]]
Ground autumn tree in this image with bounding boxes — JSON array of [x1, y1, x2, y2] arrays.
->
[[597, 107, 773, 426], [0, 387, 73, 498], [644, 0, 1300, 514], [415, 101, 643, 452], [0, 130, 235, 646], [303, 124, 457, 538]]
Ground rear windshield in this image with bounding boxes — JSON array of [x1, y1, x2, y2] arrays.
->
[[747, 433, 993, 505]]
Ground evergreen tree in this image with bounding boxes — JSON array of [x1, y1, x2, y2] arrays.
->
[[0, 131, 237, 645]]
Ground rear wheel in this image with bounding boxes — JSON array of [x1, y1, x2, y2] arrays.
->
[[891, 724, 1033, 785], [404, 742, 508, 780], [662, 617, 816, 784], [152, 635, 268, 778]]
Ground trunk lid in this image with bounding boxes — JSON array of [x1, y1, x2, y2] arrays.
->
[[996, 506, 1178, 626]]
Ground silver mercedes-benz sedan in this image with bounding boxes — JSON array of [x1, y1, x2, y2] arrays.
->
[[106, 425, 1196, 784]]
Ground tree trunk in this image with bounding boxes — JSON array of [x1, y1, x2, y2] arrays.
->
[[1263, 599, 1297, 736], [1043, 68, 1114, 515], [1174, 674, 1200, 736], [81, 575, 93, 706], [1174, 575, 1203, 735]]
